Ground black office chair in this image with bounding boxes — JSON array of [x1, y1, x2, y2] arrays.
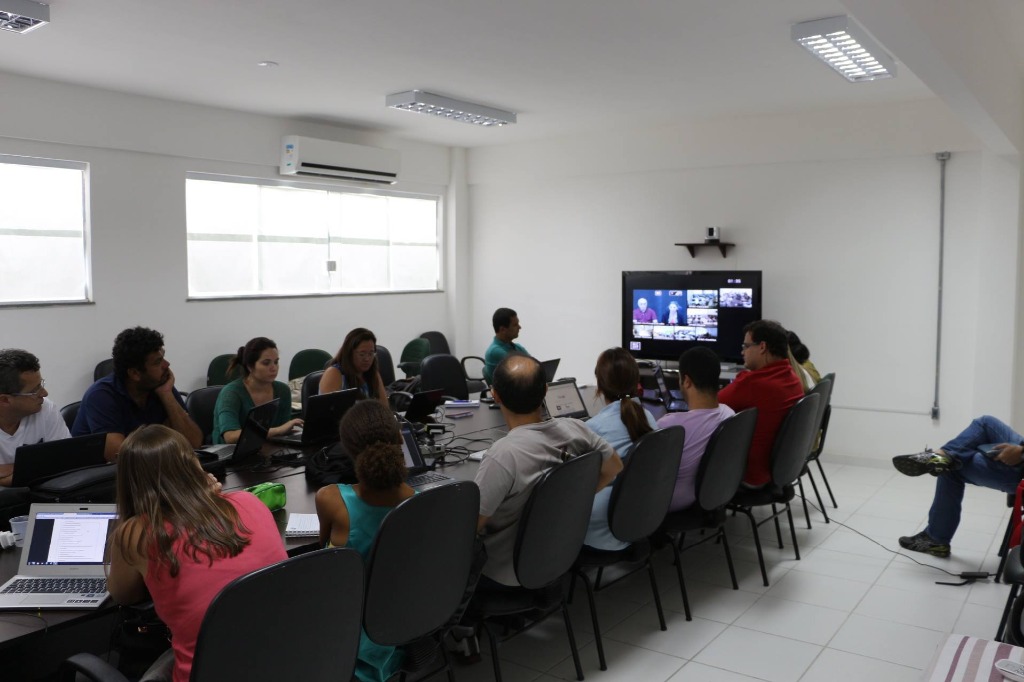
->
[[798, 377, 834, 527], [364, 481, 481, 681], [185, 386, 222, 445], [461, 356, 487, 396], [93, 358, 114, 382], [727, 393, 821, 586], [206, 353, 239, 386], [807, 372, 838, 509], [376, 345, 397, 388], [301, 370, 324, 416], [61, 547, 365, 682], [289, 348, 332, 381], [997, 546, 1024, 641], [419, 354, 469, 401], [466, 451, 601, 682], [60, 401, 81, 431], [419, 331, 452, 356], [573, 426, 684, 671], [660, 408, 758, 617]]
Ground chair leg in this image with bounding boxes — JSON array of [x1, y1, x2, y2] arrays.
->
[[785, 503, 800, 560], [561, 601, 585, 681], [814, 458, 838, 508], [797, 477, 812, 529], [805, 467, 830, 523], [996, 512, 1015, 583], [770, 503, 784, 548], [719, 528, 738, 590], [735, 506, 769, 586], [482, 623, 503, 682], [577, 570, 606, 671], [646, 557, 670, 627], [998, 583, 1022, 641], [668, 537, 693, 620]]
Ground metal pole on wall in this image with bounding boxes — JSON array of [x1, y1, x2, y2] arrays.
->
[[932, 151, 951, 421]]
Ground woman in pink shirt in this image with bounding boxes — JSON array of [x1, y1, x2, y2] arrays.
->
[[106, 425, 287, 682]]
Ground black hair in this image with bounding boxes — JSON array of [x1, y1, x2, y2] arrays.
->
[[0, 349, 40, 395], [330, 328, 381, 399], [743, 320, 789, 359], [787, 331, 811, 364], [492, 308, 518, 334], [339, 400, 407, 491], [227, 337, 277, 379], [112, 327, 164, 381], [492, 354, 546, 414], [678, 347, 721, 394], [594, 348, 653, 443]]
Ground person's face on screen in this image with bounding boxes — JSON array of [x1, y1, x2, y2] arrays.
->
[[668, 302, 678, 312], [637, 298, 648, 312], [352, 340, 376, 374], [249, 347, 280, 384]]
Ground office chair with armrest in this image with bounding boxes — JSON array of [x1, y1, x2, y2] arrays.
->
[[376, 345, 397, 387], [419, 331, 452, 356], [301, 370, 324, 416], [573, 426, 684, 671], [185, 386, 222, 445], [289, 348, 332, 381], [797, 376, 834, 527], [659, 408, 757, 617], [60, 401, 81, 431], [364, 481, 481, 681], [419, 354, 469, 401], [461, 355, 487, 395], [61, 547, 364, 682], [465, 451, 601, 682], [93, 359, 114, 382], [727, 393, 821, 586], [206, 353, 239, 386], [397, 338, 431, 378]]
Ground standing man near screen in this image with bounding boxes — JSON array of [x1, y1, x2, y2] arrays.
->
[[0, 349, 71, 485], [73, 327, 201, 461], [483, 308, 528, 384], [717, 320, 803, 486]]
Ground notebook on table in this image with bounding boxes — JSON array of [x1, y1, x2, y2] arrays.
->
[[653, 365, 688, 412], [12, 433, 108, 488], [271, 388, 360, 447], [543, 379, 590, 421], [400, 422, 455, 491], [0, 503, 118, 610], [196, 399, 279, 465]]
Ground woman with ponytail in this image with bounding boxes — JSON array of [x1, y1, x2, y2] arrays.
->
[[314, 399, 414, 682], [583, 347, 658, 551]]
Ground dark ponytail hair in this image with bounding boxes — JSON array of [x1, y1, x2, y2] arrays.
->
[[594, 348, 653, 443], [339, 400, 407, 491], [227, 337, 277, 379]]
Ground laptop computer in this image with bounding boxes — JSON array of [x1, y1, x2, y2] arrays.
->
[[543, 379, 590, 421], [399, 422, 456, 491], [12, 433, 108, 488], [271, 388, 360, 447], [196, 399, 279, 464], [403, 389, 445, 424], [653, 365, 688, 412], [540, 358, 561, 383], [0, 503, 117, 610]]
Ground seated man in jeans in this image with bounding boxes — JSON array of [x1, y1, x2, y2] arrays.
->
[[893, 415, 1024, 557]]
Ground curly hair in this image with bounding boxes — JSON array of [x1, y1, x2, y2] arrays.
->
[[112, 327, 164, 381], [339, 400, 406, 490]]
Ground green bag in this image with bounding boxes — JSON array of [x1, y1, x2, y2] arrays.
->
[[244, 482, 287, 511]]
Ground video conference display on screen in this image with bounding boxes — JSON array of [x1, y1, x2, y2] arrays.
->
[[622, 271, 762, 363]]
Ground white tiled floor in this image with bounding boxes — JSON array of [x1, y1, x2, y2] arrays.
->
[[453, 461, 1016, 681]]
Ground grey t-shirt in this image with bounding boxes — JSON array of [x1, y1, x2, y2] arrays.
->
[[474, 418, 616, 586]]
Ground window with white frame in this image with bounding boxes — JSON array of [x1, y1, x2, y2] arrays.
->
[[0, 156, 90, 305], [185, 175, 441, 298]]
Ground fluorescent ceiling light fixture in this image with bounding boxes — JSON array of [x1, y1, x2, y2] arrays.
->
[[792, 15, 896, 82], [386, 90, 516, 127], [0, 0, 49, 33]]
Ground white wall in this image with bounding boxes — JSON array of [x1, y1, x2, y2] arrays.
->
[[0, 73, 460, 408], [465, 100, 1021, 465]]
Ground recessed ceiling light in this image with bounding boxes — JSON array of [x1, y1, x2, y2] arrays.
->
[[792, 16, 896, 82], [386, 90, 517, 127], [257, 61, 279, 68]]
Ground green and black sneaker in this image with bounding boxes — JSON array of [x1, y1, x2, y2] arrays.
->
[[892, 450, 962, 477], [898, 531, 951, 558]]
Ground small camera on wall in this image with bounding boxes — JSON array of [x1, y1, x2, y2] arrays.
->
[[705, 226, 721, 243]]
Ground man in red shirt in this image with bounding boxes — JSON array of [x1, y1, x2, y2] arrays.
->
[[718, 320, 805, 486]]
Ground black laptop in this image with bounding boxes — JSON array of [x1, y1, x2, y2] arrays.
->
[[403, 389, 445, 423], [12, 433, 108, 488], [653, 365, 688, 412], [399, 423, 455, 491], [196, 399, 279, 464], [540, 358, 560, 383], [271, 388, 360, 447]]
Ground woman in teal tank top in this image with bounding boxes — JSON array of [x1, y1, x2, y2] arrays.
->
[[314, 400, 415, 682]]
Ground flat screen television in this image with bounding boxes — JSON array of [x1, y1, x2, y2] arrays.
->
[[622, 270, 762, 364]]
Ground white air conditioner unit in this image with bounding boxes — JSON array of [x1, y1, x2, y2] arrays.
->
[[279, 135, 400, 185]]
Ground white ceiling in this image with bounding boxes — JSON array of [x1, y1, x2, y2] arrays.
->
[[0, 0, 1019, 148]]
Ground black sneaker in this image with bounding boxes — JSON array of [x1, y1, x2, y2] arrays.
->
[[898, 531, 951, 558], [892, 450, 961, 477]]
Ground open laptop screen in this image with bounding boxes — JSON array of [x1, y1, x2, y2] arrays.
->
[[544, 380, 588, 420], [25, 509, 118, 567]]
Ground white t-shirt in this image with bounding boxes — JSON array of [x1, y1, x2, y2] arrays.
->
[[0, 397, 71, 465]]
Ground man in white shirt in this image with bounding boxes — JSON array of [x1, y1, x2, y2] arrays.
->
[[0, 349, 70, 485]]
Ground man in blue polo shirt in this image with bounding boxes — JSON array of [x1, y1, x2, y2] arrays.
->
[[483, 308, 528, 385], [72, 327, 202, 461]]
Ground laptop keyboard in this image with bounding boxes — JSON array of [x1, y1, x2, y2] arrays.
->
[[407, 471, 450, 487], [2, 577, 107, 594]]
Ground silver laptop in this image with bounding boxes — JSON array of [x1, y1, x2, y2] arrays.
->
[[0, 503, 117, 609], [543, 379, 590, 421]]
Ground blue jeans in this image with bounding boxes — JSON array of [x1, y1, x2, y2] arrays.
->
[[925, 415, 1024, 544]]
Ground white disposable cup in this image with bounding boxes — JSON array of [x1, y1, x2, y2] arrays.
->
[[9, 515, 28, 547]]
